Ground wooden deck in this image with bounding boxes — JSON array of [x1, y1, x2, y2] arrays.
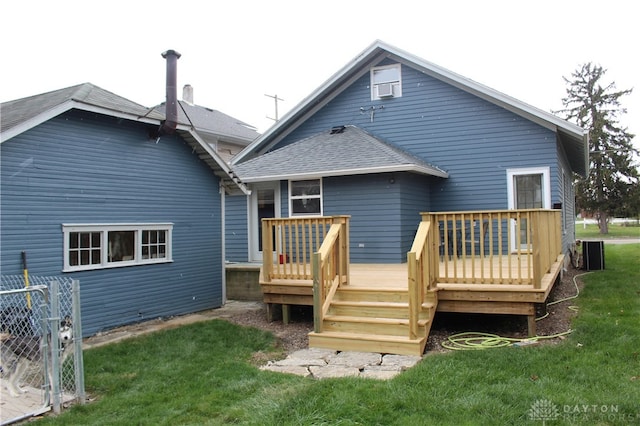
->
[[259, 211, 564, 355], [262, 256, 563, 330]]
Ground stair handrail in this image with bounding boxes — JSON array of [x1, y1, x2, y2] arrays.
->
[[312, 216, 350, 333], [407, 219, 437, 340]]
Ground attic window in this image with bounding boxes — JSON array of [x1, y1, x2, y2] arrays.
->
[[371, 64, 402, 100], [330, 126, 346, 134]]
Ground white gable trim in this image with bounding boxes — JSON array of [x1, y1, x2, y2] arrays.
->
[[232, 40, 587, 165]]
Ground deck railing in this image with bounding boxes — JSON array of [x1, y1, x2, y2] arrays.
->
[[261, 216, 349, 282], [312, 217, 350, 333], [407, 220, 438, 339], [421, 209, 561, 287]]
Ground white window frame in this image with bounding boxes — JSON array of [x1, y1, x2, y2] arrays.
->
[[62, 223, 173, 272], [288, 179, 323, 217], [506, 167, 551, 251], [506, 167, 551, 210], [370, 63, 402, 100]]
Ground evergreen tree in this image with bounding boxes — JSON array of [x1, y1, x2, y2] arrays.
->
[[556, 63, 638, 233]]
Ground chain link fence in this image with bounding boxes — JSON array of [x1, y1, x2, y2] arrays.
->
[[1, 275, 84, 424]]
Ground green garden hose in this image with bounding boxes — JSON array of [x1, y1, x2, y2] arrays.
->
[[441, 272, 590, 351]]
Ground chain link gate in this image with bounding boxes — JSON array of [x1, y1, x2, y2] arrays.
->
[[1, 276, 85, 424]]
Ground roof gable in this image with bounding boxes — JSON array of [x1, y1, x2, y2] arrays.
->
[[0, 83, 247, 194], [233, 40, 588, 176], [232, 125, 448, 182], [1, 83, 164, 140]]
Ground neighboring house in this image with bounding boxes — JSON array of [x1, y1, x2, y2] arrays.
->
[[1, 69, 248, 335], [155, 84, 260, 163], [227, 40, 588, 265]]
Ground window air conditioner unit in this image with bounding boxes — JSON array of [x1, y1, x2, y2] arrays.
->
[[376, 82, 394, 98]]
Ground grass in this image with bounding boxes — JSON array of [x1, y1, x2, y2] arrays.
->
[[38, 245, 640, 425], [576, 222, 640, 239]]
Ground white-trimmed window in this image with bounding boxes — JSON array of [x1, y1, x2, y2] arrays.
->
[[506, 167, 551, 210], [371, 64, 402, 100], [506, 167, 551, 250], [63, 223, 173, 271], [289, 179, 322, 216]]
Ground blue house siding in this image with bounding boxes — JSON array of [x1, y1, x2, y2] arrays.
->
[[258, 58, 577, 255], [556, 144, 577, 255], [276, 62, 561, 214], [225, 195, 249, 262], [1, 110, 224, 336], [323, 173, 430, 263]]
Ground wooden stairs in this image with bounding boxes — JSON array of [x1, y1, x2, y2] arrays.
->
[[308, 285, 438, 356]]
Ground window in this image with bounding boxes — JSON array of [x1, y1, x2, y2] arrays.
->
[[289, 179, 322, 216], [371, 64, 402, 100], [506, 167, 551, 250], [63, 223, 173, 271], [507, 167, 551, 210]]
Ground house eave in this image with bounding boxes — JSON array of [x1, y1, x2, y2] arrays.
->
[[237, 164, 449, 183], [232, 40, 588, 174], [176, 127, 249, 195], [0, 99, 249, 196], [1, 100, 161, 143]]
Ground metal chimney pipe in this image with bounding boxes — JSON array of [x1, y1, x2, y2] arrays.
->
[[159, 49, 181, 135]]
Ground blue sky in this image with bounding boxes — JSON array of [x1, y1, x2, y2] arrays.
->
[[2, 0, 637, 151]]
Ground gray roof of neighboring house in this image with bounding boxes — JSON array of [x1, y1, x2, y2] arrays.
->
[[155, 100, 260, 145], [233, 40, 588, 177], [232, 125, 448, 182], [0, 83, 247, 194]]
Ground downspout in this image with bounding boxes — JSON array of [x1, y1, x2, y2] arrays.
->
[[220, 181, 227, 304], [158, 49, 181, 136]]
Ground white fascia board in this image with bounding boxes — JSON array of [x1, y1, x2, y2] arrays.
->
[[179, 128, 250, 195], [239, 164, 449, 183], [232, 47, 386, 165], [382, 41, 585, 137], [1, 101, 72, 142], [1, 100, 161, 143], [72, 102, 162, 125]]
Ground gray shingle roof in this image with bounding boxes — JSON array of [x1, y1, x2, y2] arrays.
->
[[232, 125, 447, 182], [0, 83, 248, 195], [155, 101, 259, 144], [1, 83, 163, 135]]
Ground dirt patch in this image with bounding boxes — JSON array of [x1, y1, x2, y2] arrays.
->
[[221, 264, 585, 354], [84, 265, 585, 355]]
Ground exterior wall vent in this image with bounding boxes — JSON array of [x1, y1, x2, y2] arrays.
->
[[376, 82, 394, 98]]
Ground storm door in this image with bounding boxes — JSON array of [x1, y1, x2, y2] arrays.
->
[[507, 167, 550, 251], [249, 183, 280, 262]]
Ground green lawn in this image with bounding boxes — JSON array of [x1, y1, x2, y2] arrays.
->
[[39, 244, 640, 425], [576, 222, 640, 239]]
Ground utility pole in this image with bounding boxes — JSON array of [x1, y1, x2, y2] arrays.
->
[[265, 93, 284, 122]]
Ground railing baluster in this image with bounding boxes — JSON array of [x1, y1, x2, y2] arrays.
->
[[423, 209, 559, 287]]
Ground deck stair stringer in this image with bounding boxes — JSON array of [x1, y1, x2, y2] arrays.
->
[[308, 285, 438, 356]]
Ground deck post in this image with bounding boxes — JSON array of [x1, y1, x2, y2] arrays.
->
[[531, 211, 542, 289], [262, 219, 273, 283], [333, 216, 350, 285], [527, 314, 537, 337], [407, 251, 418, 340], [312, 251, 322, 333]]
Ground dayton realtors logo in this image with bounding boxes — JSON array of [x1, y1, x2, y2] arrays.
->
[[528, 399, 560, 423], [528, 400, 639, 423]]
